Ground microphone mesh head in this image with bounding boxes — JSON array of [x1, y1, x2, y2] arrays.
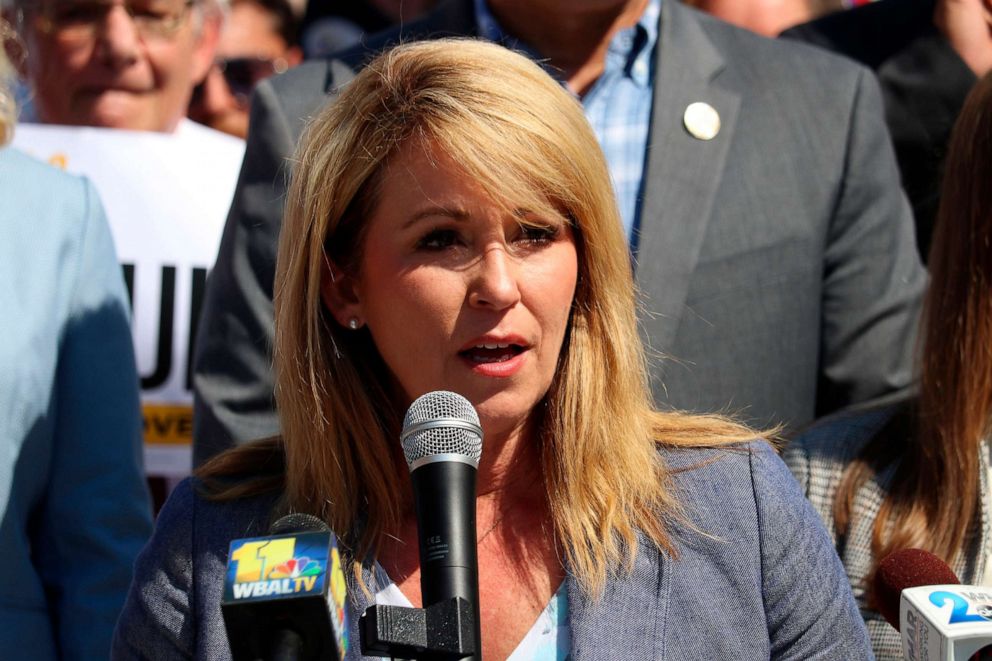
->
[[268, 513, 330, 535], [873, 548, 960, 631], [401, 391, 483, 469]]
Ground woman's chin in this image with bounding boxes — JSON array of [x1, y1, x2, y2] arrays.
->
[[473, 401, 542, 448]]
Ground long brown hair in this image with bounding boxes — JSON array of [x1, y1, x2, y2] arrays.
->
[[199, 39, 756, 596], [834, 72, 992, 578]]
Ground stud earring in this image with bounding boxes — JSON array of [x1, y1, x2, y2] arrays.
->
[[348, 318, 360, 330]]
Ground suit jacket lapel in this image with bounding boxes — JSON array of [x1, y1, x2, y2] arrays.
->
[[567, 538, 668, 658], [636, 2, 741, 354]]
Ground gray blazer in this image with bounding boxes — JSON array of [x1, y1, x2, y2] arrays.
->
[[192, 0, 926, 462], [112, 441, 872, 659], [784, 397, 992, 660]]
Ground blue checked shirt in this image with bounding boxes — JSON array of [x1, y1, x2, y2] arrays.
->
[[474, 0, 661, 253]]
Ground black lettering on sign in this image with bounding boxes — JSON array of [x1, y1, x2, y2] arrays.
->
[[124, 264, 208, 393], [147, 412, 172, 437], [122, 264, 135, 309], [177, 413, 193, 438], [187, 267, 207, 390], [142, 404, 194, 445], [140, 266, 176, 389]]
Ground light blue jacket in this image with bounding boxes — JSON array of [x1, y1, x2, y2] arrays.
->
[[113, 442, 872, 659], [0, 148, 153, 660]]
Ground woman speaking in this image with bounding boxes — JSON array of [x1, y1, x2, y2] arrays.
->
[[114, 39, 870, 659]]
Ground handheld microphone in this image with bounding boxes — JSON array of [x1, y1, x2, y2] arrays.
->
[[222, 513, 349, 661], [401, 390, 483, 660], [874, 548, 992, 660]]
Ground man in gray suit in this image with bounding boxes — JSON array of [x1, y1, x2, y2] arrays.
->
[[192, 0, 926, 464]]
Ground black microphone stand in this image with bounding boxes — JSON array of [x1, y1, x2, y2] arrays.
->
[[359, 597, 476, 660], [359, 462, 480, 660]]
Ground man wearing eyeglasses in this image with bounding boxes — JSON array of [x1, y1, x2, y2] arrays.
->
[[188, 0, 302, 139], [5, 0, 220, 133]]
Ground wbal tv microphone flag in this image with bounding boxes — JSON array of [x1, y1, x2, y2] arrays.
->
[[222, 514, 348, 661]]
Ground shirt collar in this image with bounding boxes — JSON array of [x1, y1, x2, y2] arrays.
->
[[473, 0, 662, 89]]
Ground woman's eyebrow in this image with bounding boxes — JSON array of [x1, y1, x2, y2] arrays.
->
[[401, 206, 470, 230]]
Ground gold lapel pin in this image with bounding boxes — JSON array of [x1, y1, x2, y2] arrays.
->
[[683, 102, 721, 141]]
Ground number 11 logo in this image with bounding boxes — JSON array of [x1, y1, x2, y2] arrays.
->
[[230, 539, 296, 583]]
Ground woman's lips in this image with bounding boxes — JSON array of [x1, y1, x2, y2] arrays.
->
[[458, 342, 528, 377]]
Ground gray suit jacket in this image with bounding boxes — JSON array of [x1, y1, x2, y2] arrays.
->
[[112, 441, 873, 659], [782, 0, 978, 261], [192, 0, 926, 463], [784, 398, 992, 660]]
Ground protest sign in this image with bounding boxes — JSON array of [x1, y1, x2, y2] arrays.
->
[[13, 122, 245, 477]]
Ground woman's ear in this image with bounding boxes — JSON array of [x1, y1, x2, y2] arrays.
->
[[320, 255, 364, 330]]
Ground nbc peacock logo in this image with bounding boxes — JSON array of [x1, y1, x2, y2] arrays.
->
[[268, 557, 323, 580]]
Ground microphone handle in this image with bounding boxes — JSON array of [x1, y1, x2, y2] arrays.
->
[[267, 628, 304, 661], [412, 460, 481, 660]]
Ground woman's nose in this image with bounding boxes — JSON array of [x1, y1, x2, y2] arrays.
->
[[467, 247, 521, 311]]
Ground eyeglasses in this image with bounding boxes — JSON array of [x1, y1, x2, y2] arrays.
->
[[192, 57, 289, 108], [31, 0, 196, 42]]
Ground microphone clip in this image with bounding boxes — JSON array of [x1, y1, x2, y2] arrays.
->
[[359, 597, 476, 660]]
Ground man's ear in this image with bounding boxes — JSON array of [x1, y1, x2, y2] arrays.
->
[[320, 256, 363, 330]]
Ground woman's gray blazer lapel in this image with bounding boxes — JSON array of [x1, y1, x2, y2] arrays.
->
[[566, 539, 668, 659]]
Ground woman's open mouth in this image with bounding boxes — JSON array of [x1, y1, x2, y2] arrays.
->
[[460, 342, 526, 364], [458, 341, 529, 377]]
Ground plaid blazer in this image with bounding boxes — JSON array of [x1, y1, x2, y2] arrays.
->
[[784, 396, 992, 660]]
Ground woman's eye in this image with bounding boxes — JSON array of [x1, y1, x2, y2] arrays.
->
[[416, 229, 459, 250], [519, 224, 560, 245]]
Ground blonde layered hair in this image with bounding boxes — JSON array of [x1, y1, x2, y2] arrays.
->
[[202, 38, 755, 596]]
